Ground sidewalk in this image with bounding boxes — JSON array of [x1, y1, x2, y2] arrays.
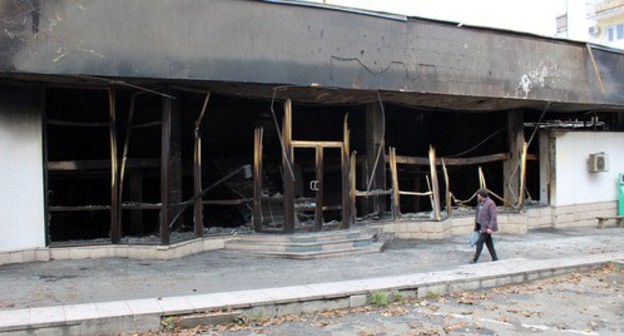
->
[[0, 227, 623, 334]]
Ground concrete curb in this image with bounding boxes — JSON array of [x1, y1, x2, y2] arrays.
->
[[1, 252, 623, 335], [0, 236, 232, 266]]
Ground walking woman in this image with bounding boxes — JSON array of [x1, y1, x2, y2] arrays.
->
[[470, 190, 498, 263]]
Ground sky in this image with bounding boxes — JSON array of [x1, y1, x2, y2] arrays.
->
[[308, 0, 571, 37]]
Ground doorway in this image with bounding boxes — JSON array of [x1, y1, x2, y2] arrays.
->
[[293, 144, 344, 231]]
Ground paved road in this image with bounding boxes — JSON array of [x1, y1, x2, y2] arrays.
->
[[188, 265, 624, 336], [0, 227, 622, 311]]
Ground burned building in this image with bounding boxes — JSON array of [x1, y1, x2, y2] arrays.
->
[[1, 0, 623, 258]]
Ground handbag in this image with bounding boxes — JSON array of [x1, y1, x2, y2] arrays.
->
[[469, 231, 480, 247]]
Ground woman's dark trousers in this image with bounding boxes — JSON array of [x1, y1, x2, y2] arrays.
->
[[473, 232, 498, 262]]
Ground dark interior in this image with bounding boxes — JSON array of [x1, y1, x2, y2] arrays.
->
[[45, 85, 616, 244]]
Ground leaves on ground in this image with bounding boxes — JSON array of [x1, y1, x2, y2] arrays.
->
[[406, 322, 443, 336], [311, 319, 334, 328], [122, 264, 622, 335], [453, 291, 490, 305], [506, 308, 542, 318], [380, 307, 409, 317]]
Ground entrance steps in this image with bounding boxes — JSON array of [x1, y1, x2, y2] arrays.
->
[[224, 227, 393, 259]]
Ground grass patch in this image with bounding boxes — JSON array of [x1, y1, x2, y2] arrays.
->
[[370, 292, 390, 307], [161, 316, 176, 331]]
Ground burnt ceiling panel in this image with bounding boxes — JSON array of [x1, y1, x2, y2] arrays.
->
[[1, 0, 624, 113]]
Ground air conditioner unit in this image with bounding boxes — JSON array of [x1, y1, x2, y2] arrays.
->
[[588, 25, 601, 36], [588, 152, 608, 173]]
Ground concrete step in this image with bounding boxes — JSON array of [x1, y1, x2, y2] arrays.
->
[[224, 228, 392, 258], [225, 232, 379, 251], [225, 234, 394, 259], [230, 227, 376, 243]]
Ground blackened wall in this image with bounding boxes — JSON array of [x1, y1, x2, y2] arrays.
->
[[0, 0, 623, 107]]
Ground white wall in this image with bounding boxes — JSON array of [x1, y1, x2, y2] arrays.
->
[[554, 131, 624, 206], [0, 85, 46, 252]]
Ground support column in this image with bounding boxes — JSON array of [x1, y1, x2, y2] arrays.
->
[[282, 100, 295, 233], [503, 109, 525, 205], [160, 90, 183, 244], [194, 92, 210, 238], [539, 130, 556, 206], [363, 102, 386, 216]]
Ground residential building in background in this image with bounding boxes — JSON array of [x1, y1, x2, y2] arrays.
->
[[556, 0, 590, 40], [587, 0, 624, 48], [557, 0, 624, 48]]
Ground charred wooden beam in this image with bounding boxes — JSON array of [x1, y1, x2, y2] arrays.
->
[[283, 99, 295, 233], [46, 83, 110, 91], [108, 88, 120, 244], [47, 119, 110, 127], [398, 190, 432, 196], [160, 91, 173, 245], [539, 131, 555, 206], [121, 202, 162, 210], [202, 198, 253, 205], [356, 190, 392, 197], [442, 159, 452, 217], [169, 92, 184, 233], [49, 205, 111, 211], [429, 146, 442, 221], [48, 159, 157, 171], [350, 151, 357, 223], [315, 146, 324, 230], [48, 158, 160, 171], [341, 114, 351, 229], [519, 142, 529, 209], [194, 92, 211, 238], [127, 172, 145, 233], [167, 165, 253, 229], [291, 140, 343, 149], [486, 188, 515, 208], [391, 152, 510, 166], [253, 127, 264, 232], [503, 109, 525, 205], [586, 44, 606, 95], [42, 85, 50, 246], [478, 167, 486, 190], [132, 121, 162, 129], [363, 102, 386, 216], [389, 147, 400, 221], [425, 175, 435, 213], [47, 159, 160, 171], [172, 86, 213, 94], [118, 92, 138, 238]]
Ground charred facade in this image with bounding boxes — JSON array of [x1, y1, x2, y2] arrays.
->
[[1, 0, 623, 249]]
